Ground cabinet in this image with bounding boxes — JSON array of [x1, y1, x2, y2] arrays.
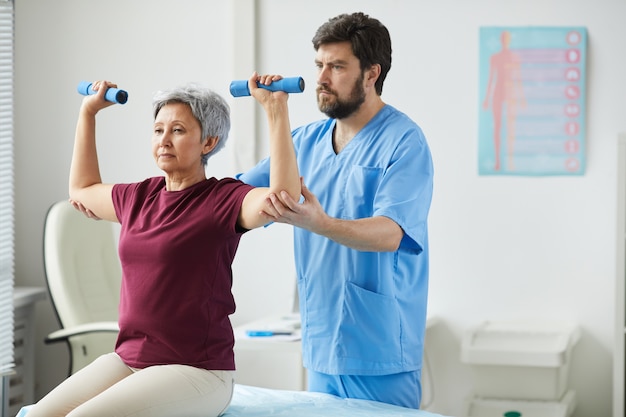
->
[[233, 314, 306, 391], [616, 134, 626, 417], [9, 287, 46, 417]]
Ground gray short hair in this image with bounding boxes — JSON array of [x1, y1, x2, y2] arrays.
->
[[152, 84, 230, 167]]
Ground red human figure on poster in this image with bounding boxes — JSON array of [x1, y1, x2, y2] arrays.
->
[[482, 31, 525, 171]]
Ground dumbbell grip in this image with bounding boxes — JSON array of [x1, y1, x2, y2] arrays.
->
[[77, 81, 128, 105], [229, 77, 305, 97]]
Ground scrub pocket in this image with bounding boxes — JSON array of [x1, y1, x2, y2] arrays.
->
[[343, 166, 382, 218], [339, 282, 401, 364]]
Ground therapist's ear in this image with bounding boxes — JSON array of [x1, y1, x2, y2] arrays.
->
[[365, 64, 381, 89]]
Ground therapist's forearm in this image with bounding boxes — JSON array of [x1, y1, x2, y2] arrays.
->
[[316, 215, 403, 252]]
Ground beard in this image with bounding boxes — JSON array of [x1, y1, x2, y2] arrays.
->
[[317, 74, 366, 120]]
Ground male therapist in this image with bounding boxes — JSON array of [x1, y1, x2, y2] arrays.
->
[[239, 12, 434, 409]]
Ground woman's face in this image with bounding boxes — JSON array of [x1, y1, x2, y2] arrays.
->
[[152, 102, 210, 175]]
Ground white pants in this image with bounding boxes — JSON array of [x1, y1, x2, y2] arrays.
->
[[25, 353, 234, 417]]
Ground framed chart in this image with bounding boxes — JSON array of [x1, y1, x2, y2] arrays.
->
[[478, 26, 587, 176]]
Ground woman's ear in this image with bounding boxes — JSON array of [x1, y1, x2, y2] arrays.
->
[[203, 136, 219, 154]]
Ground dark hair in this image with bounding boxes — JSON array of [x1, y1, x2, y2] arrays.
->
[[312, 12, 392, 95]]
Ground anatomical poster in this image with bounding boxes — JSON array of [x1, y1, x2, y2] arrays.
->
[[478, 26, 587, 176]]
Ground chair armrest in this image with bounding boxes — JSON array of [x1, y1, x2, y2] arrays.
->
[[45, 321, 119, 344]]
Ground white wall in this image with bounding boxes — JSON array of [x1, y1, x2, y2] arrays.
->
[[13, 1, 626, 416]]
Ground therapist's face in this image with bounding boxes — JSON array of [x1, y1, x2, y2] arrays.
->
[[315, 42, 366, 120]]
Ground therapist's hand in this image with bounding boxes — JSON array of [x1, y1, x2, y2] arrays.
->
[[261, 177, 328, 234], [69, 199, 102, 220], [262, 177, 403, 252]]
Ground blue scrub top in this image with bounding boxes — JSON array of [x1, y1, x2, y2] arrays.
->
[[238, 105, 433, 375]]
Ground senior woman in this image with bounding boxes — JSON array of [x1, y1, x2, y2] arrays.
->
[[26, 73, 300, 417]]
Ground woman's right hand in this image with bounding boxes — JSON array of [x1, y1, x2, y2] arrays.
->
[[248, 72, 289, 108]]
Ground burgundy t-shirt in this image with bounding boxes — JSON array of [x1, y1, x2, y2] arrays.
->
[[111, 176, 254, 370]]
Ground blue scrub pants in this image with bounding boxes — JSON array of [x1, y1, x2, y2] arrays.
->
[[307, 369, 422, 409]]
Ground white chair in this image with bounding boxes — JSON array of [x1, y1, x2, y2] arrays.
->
[[43, 200, 121, 375]]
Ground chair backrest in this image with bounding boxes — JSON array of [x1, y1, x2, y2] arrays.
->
[[43, 200, 122, 329]]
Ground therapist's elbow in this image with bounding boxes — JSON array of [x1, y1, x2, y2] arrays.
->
[[381, 236, 402, 252], [381, 220, 404, 252], [366, 230, 403, 252]]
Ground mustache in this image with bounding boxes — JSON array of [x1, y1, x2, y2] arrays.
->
[[316, 85, 335, 95]]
